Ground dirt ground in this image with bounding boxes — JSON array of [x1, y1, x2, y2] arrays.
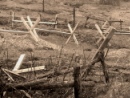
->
[[1, 0, 130, 98]]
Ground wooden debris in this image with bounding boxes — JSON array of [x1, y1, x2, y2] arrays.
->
[[7, 80, 94, 91], [13, 54, 26, 71], [13, 65, 46, 74], [2, 69, 14, 81], [2, 68, 26, 79]]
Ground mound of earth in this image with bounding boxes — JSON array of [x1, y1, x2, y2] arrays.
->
[[97, 82, 130, 98]]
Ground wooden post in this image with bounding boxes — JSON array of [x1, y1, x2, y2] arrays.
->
[[120, 19, 122, 30], [43, 0, 45, 12], [11, 11, 15, 28], [73, 67, 80, 98], [73, 7, 76, 27], [54, 14, 58, 29]]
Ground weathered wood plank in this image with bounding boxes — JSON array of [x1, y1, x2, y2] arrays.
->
[[13, 54, 26, 71], [92, 27, 115, 60], [13, 66, 45, 74]]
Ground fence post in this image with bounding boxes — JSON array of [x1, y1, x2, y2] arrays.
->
[[73, 7, 76, 27], [73, 66, 80, 98], [43, 0, 45, 12], [11, 11, 15, 28]]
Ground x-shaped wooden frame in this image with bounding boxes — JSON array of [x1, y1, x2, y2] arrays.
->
[[21, 16, 40, 42], [65, 22, 79, 45], [95, 24, 111, 46]]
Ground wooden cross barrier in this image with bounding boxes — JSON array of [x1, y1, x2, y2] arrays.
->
[[65, 22, 79, 45], [21, 16, 40, 42], [95, 24, 111, 46], [82, 27, 116, 83], [11, 12, 58, 28]]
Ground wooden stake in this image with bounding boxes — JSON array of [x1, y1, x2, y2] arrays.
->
[[73, 67, 80, 98], [11, 11, 15, 28], [99, 52, 109, 83], [43, 0, 45, 12], [54, 14, 58, 29], [73, 7, 76, 27]]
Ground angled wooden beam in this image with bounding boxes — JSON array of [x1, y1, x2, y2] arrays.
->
[[21, 17, 38, 42], [27, 16, 39, 39], [13, 66, 46, 74], [95, 24, 105, 39], [2, 68, 26, 79], [82, 27, 115, 79], [92, 27, 115, 60], [102, 21, 109, 29], [2, 68, 14, 81], [13, 54, 26, 71]]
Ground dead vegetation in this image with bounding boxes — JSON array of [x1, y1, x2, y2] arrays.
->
[[1, 0, 130, 98]]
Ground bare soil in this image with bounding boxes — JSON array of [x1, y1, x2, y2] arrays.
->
[[1, 0, 130, 98]]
